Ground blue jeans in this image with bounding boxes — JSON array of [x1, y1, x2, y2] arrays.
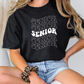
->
[[27, 59, 70, 84]]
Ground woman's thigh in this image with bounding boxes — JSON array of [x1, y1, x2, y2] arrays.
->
[[53, 69, 84, 84], [0, 66, 22, 79]]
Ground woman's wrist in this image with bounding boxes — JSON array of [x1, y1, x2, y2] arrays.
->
[[28, 71, 38, 79], [65, 50, 71, 59], [21, 66, 39, 82]]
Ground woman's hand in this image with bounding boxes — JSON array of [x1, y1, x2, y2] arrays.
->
[[63, 51, 69, 66], [63, 57, 69, 66], [29, 71, 47, 84]]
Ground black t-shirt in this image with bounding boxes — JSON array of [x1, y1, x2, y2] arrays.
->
[[2, 1, 84, 62]]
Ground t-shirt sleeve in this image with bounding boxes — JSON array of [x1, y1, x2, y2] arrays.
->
[[68, 15, 84, 38], [2, 14, 21, 49]]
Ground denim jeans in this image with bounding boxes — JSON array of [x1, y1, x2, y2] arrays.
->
[[27, 59, 70, 84]]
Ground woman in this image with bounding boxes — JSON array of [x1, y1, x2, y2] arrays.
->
[[1, 0, 84, 84]]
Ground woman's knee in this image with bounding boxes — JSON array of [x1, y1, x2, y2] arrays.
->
[[0, 66, 22, 83], [0, 66, 22, 78], [0, 67, 10, 83], [0, 66, 10, 75], [0, 74, 9, 83]]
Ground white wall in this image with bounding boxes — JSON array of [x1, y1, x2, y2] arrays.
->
[[0, 0, 84, 75]]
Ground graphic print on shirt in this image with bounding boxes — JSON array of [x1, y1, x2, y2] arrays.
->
[[31, 15, 58, 50]]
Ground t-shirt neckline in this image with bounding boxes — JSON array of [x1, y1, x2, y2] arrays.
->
[[25, 1, 51, 11]]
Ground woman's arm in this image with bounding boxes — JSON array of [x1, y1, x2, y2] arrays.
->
[[64, 38, 84, 65], [10, 48, 29, 72], [10, 49, 47, 84]]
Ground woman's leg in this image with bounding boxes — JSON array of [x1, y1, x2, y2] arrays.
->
[[0, 66, 29, 84], [53, 69, 84, 84]]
